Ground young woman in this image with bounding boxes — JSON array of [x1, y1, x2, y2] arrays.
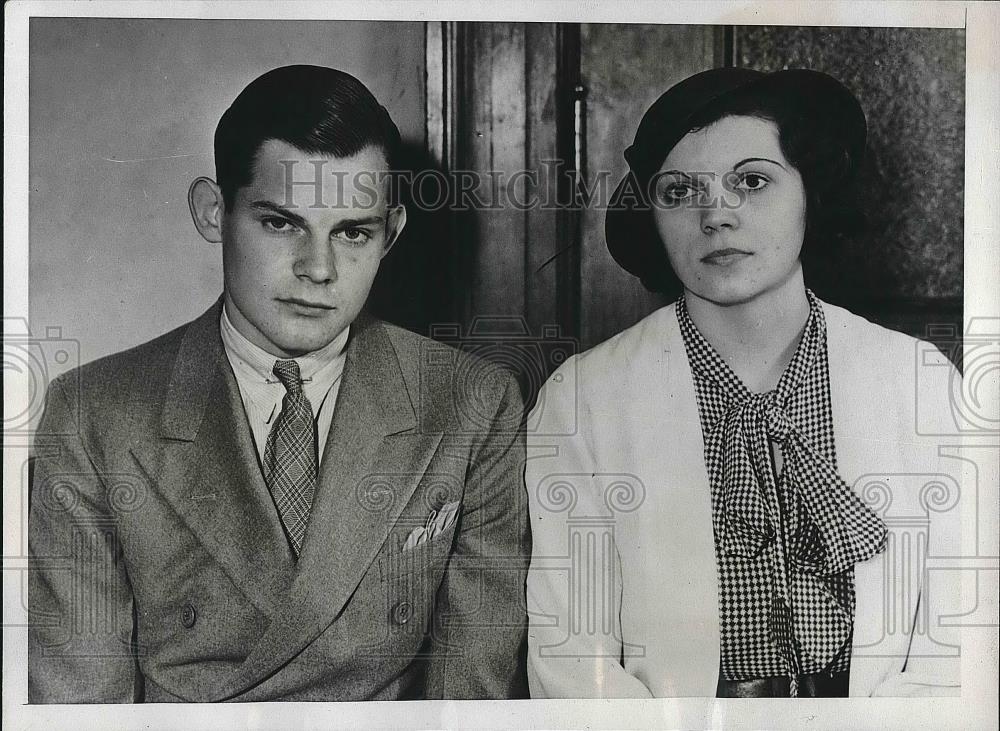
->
[[525, 68, 962, 698]]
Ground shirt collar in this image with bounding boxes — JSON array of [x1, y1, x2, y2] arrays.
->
[[219, 303, 350, 384]]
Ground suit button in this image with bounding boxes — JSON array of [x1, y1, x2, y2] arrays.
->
[[180, 603, 197, 628], [391, 601, 413, 625]]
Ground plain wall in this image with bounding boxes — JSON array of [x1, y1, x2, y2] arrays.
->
[[29, 18, 426, 378]]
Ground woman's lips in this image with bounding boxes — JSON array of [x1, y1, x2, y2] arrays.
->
[[701, 248, 752, 265]]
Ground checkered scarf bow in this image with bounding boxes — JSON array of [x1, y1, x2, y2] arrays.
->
[[717, 390, 888, 577], [704, 308, 889, 682]]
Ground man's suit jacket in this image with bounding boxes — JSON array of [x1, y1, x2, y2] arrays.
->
[[28, 300, 529, 702], [526, 299, 964, 697]]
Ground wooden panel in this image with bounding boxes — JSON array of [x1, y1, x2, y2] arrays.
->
[[458, 22, 528, 320], [429, 22, 568, 336], [423, 21, 574, 396], [523, 23, 563, 338], [578, 24, 717, 350]]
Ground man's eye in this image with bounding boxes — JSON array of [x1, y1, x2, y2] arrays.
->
[[734, 173, 769, 192], [261, 217, 297, 233], [335, 228, 372, 245]]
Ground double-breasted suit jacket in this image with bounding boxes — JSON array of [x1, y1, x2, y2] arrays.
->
[[29, 300, 529, 702]]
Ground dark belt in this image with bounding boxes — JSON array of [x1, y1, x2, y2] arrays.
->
[[716, 670, 850, 698]]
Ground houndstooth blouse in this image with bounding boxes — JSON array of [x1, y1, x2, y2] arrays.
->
[[676, 290, 889, 696]]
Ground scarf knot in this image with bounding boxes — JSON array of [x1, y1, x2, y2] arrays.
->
[[765, 402, 793, 443]]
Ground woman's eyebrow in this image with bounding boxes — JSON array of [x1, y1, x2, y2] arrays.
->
[[733, 157, 787, 171], [659, 169, 696, 179]]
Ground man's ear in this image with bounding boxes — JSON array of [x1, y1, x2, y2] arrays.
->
[[188, 177, 225, 243], [381, 204, 407, 258]]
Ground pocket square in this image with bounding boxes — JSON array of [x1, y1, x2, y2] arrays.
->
[[402, 500, 460, 552]]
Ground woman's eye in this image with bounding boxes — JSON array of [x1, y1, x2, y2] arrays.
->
[[335, 228, 372, 245], [734, 173, 769, 192], [261, 217, 297, 233], [660, 183, 697, 202]]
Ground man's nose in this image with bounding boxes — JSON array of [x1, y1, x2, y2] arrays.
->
[[295, 236, 338, 284], [699, 182, 740, 234]]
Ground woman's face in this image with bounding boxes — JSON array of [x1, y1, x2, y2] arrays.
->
[[651, 115, 808, 306]]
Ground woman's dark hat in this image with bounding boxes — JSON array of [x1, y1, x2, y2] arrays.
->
[[605, 67, 867, 291]]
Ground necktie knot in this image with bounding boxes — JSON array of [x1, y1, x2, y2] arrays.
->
[[272, 359, 303, 395]]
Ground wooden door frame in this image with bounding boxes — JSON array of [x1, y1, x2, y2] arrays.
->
[[424, 20, 584, 347]]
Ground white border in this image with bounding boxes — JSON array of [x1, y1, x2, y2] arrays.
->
[[4, 2, 997, 729], [2, 0, 971, 26]]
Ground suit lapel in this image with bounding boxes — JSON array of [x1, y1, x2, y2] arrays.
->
[[220, 313, 443, 700], [129, 301, 296, 619]]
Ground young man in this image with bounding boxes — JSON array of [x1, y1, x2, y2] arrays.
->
[[28, 65, 529, 702]]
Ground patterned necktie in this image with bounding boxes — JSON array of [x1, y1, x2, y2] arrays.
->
[[263, 359, 317, 557]]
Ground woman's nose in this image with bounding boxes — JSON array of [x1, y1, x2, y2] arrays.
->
[[699, 182, 740, 234]]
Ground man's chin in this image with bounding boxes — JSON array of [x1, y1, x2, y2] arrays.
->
[[267, 323, 349, 357]]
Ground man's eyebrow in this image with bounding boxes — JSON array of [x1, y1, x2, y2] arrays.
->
[[334, 216, 385, 228], [249, 200, 309, 226], [733, 157, 787, 171], [247, 202, 385, 229]]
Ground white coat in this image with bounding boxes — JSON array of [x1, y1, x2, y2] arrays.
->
[[526, 299, 964, 697]]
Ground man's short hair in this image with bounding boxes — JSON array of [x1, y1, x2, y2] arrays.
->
[[214, 65, 402, 208]]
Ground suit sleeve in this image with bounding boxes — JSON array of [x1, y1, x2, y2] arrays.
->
[[28, 374, 141, 703], [524, 360, 653, 698], [423, 371, 529, 699]]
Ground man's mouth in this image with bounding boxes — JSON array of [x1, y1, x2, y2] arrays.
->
[[700, 248, 752, 265], [279, 297, 336, 312]]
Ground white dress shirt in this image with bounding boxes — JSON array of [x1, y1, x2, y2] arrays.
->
[[220, 305, 349, 466]]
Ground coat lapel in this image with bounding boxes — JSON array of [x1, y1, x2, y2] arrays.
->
[[219, 313, 443, 700], [640, 306, 720, 695], [823, 301, 909, 696], [129, 301, 296, 619]]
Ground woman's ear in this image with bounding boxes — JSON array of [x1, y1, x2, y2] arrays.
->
[[188, 177, 225, 243], [381, 204, 407, 258]]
